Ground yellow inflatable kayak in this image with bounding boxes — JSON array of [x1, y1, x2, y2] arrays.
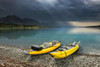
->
[[25, 41, 61, 55], [50, 41, 80, 59]]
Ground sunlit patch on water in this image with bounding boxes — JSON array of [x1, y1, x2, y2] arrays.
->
[[69, 28, 100, 34]]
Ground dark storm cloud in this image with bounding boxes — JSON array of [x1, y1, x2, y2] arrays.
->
[[0, 0, 100, 26]]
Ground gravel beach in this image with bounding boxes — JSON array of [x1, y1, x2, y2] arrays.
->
[[0, 45, 100, 67]]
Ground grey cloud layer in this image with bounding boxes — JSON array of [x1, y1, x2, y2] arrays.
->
[[0, 0, 100, 25]]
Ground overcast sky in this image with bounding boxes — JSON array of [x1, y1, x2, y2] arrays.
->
[[0, 0, 100, 26]]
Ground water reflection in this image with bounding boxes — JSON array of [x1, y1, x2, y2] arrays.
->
[[0, 29, 39, 39], [69, 28, 100, 34]]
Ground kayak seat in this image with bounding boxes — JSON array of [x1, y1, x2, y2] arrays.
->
[[42, 41, 59, 48], [52, 40, 59, 46], [58, 48, 65, 51], [58, 48, 68, 51], [31, 45, 43, 51], [67, 46, 74, 49], [43, 42, 52, 48]]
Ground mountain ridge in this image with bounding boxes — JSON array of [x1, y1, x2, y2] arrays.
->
[[0, 15, 40, 26]]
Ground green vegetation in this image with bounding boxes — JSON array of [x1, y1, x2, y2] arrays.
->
[[85, 25, 100, 28], [0, 23, 50, 30]]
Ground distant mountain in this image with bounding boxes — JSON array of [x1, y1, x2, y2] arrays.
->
[[0, 15, 40, 26]]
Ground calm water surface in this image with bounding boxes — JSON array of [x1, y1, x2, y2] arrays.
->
[[0, 28, 100, 55]]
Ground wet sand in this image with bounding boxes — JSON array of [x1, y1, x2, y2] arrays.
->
[[0, 45, 100, 67]]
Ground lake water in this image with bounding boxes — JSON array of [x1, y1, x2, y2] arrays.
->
[[0, 28, 100, 55]]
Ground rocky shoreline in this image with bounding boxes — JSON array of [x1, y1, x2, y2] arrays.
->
[[0, 45, 100, 67]]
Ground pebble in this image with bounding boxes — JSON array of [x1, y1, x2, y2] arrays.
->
[[1, 63, 5, 67]]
